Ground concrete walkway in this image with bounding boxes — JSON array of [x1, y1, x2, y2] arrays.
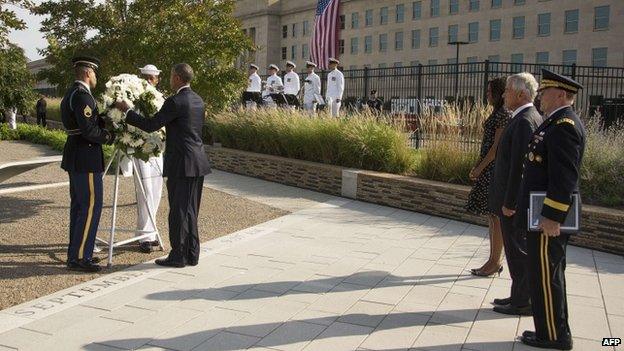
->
[[0, 170, 622, 351]]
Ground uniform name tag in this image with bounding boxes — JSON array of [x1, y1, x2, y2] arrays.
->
[[287, 78, 291, 82], [331, 77, 336, 81]]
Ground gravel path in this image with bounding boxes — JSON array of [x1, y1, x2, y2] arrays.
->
[[0, 141, 288, 310]]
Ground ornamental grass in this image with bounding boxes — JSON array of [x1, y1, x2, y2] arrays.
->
[[207, 108, 416, 174]]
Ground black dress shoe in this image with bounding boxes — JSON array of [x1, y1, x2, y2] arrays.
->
[[139, 242, 153, 253], [67, 259, 102, 272], [493, 297, 511, 305], [493, 304, 532, 316], [522, 330, 536, 338], [187, 260, 198, 266], [155, 258, 185, 268], [91, 257, 101, 264], [521, 334, 572, 350]]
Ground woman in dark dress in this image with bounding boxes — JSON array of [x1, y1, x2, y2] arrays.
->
[[465, 77, 510, 276]]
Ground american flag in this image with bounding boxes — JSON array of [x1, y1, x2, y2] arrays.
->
[[310, 0, 341, 70]]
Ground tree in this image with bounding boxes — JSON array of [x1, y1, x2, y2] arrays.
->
[[35, 0, 255, 113], [0, 0, 35, 112]]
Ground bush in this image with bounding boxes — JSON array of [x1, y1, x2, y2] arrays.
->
[[580, 116, 624, 207], [207, 108, 416, 174], [0, 123, 113, 161], [412, 143, 478, 185]]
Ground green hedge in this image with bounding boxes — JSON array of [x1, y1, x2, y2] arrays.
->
[[0, 123, 113, 161], [208, 109, 417, 174]]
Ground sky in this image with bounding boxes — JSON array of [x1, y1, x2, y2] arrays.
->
[[7, 1, 47, 61]]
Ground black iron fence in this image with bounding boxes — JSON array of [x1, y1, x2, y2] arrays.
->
[[276, 61, 624, 125]]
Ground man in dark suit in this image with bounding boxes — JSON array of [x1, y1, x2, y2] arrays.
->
[[515, 69, 585, 351], [36, 95, 47, 127], [115, 63, 211, 268], [61, 56, 115, 272], [489, 72, 542, 316]]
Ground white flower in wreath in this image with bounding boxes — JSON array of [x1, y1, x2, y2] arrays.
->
[[129, 138, 145, 148], [119, 132, 133, 145]]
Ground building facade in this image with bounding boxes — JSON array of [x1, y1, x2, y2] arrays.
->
[[235, 0, 623, 74]]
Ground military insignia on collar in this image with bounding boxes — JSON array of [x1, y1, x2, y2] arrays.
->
[[556, 117, 575, 126], [84, 105, 92, 118]]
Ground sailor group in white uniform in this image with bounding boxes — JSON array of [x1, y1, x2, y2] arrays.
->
[[244, 57, 345, 116]]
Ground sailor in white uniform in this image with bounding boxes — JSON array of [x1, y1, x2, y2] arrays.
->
[[325, 58, 345, 117], [283, 61, 301, 108], [263, 64, 284, 107], [134, 64, 164, 253], [243, 64, 262, 109], [302, 61, 322, 113]]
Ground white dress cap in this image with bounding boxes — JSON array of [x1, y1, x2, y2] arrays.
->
[[139, 64, 161, 76]]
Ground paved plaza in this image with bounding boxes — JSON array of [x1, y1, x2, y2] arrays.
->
[[0, 170, 622, 351]]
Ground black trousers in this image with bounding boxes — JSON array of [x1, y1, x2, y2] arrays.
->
[[284, 94, 300, 107], [68, 172, 103, 261], [501, 215, 530, 306], [166, 176, 204, 264], [37, 112, 47, 127], [242, 91, 262, 105], [526, 232, 571, 342]]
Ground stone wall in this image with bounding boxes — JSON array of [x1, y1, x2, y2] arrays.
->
[[207, 146, 624, 255]]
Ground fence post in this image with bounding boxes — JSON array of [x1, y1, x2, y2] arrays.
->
[[571, 63, 577, 80], [482, 60, 490, 105], [363, 66, 369, 99], [417, 64, 423, 100]]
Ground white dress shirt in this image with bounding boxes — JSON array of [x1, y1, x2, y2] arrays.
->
[[283, 71, 301, 95], [303, 72, 322, 103], [511, 102, 534, 119], [263, 74, 283, 97], [325, 68, 344, 99], [246, 73, 262, 92], [176, 84, 190, 94], [547, 105, 571, 118]]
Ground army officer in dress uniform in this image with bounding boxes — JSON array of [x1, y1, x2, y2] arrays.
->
[[515, 69, 585, 351], [61, 56, 115, 272]]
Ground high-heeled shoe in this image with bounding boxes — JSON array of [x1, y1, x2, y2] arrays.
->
[[470, 266, 503, 277]]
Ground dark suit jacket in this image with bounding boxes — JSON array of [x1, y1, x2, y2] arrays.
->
[[488, 105, 542, 216], [126, 87, 211, 178]]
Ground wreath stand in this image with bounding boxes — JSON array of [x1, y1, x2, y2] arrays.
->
[[96, 147, 165, 268]]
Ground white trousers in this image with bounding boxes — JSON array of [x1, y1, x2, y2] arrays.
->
[[326, 97, 341, 117], [133, 155, 163, 242], [303, 102, 317, 113]]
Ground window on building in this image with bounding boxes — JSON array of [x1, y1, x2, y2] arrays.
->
[[491, 0, 502, 9], [448, 24, 458, 43], [410, 60, 420, 66], [511, 53, 524, 72], [395, 31, 404, 50], [365, 35, 373, 53], [467, 56, 478, 71], [488, 55, 500, 62], [513, 16, 525, 39], [292, 23, 297, 37], [350, 37, 359, 54], [428, 59, 438, 65], [379, 34, 388, 52], [538, 13, 551, 36], [351, 12, 359, 29], [565, 10, 579, 33], [469, 0, 479, 12], [396, 4, 405, 23], [378, 63, 387, 68], [394, 62, 403, 67], [339, 15, 345, 29], [562, 49, 577, 65], [413, 1, 422, 19], [302, 44, 309, 59], [430, 0, 440, 17], [594, 6, 609, 30], [365, 9, 373, 26], [429, 27, 439, 47], [303, 21, 310, 36], [291, 45, 296, 59], [339, 40, 345, 54], [592, 47, 607, 67], [490, 19, 501, 41], [380, 7, 388, 25], [282, 25, 287, 39], [449, 0, 459, 14], [411, 29, 421, 48], [536, 51, 549, 65], [468, 22, 479, 42], [488, 55, 500, 70], [281, 47, 287, 60], [514, 0, 525, 5]]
